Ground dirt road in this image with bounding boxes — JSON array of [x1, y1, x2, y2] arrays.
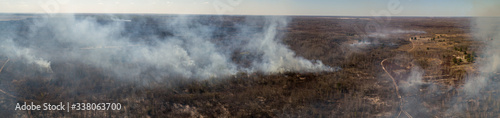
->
[[0, 58, 9, 73], [381, 38, 417, 118], [0, 58, 15, 98]]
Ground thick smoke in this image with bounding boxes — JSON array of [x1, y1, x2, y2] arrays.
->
[[0, 14, 334, 80], [390, 29, 426, 34], [463, 18, 500, 96], [367, 29, 426, 38], [1, 39, 53, 73], [443, 17, 500, 116], [400, 67, 426, 95], [382, 18, 500, 117], [350, 28, 425, 49], [399, 67, 424, 117]]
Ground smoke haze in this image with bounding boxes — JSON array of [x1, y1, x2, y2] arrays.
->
[[0, 14, 334, 80], [463, 18, 500, 97]]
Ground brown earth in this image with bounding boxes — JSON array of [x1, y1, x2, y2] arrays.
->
[[1, 16, 495, 117]]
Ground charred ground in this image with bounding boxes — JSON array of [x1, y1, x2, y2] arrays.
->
[[0, 16, 493, 117]]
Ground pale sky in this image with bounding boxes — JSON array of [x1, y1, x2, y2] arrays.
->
[[0, 0, 498, 16]]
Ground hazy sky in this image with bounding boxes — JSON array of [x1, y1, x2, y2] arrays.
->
[[0, 0, 498, 16]]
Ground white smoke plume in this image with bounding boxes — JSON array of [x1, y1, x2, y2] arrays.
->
[[399, 66, 434, 117], [368, 29, 426, 38], [0, 14, 334, 80], [353, 28, 425, 50], [0, 39, 53, 73], [390, 29, 426, 34], [443, 17, 500, 116], [463, 17, 500, 96]]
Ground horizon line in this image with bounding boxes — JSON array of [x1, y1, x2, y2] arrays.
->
[[0, 12, 498, 18]]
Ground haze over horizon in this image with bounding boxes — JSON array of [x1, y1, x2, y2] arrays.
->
[[0, 0, 499, 16]]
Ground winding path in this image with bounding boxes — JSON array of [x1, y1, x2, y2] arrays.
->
[[381, 58, 412, 118], [380, 38, 416, 118], [0, 58, 16, 98], [408, 39, 416, 52], [0, 58, 8, 73]]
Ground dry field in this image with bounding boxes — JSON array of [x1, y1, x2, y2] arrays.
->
[[0, 16, 496, 117]]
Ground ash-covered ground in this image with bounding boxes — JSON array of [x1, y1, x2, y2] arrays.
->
[[0, 14, 499, 117]]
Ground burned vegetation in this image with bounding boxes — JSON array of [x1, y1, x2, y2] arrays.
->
[[0, 15, 498, 117]]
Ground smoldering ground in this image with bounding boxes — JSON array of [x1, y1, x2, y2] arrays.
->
[[0, 14, 335, 81], [0, 14, 339, 117], [381, 17, 500, 117], [444, 17, 500, 116]]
